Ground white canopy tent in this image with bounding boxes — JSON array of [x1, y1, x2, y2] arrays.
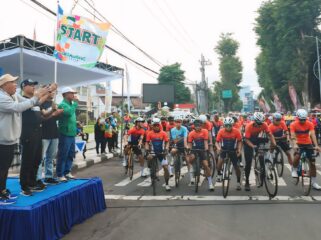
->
[[0, 35, 123, 88]]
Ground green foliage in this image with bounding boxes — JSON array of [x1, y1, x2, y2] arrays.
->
[[158, 63, 192, 104], [213, 33, 243, 112], [255, 0, 321, 109]]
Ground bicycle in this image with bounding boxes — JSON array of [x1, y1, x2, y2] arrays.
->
[[207, 144, 216, 178], [273, 144, 284, 177], [171, 145, 186, 187], [254, 144, 278, 199], [124, 144, 140, 180], [220, 150, 236, 198], [147, 151, 166, 196], [293, 147, 318, 196]]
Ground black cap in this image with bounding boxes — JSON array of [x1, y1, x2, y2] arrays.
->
[[21, 79, 38, 88]]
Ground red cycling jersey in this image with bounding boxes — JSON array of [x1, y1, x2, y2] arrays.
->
[[166, 123, 176, 132], [127, 127, 145, 144], [244, 121, 270, 139], [268, 121, 288, 138]]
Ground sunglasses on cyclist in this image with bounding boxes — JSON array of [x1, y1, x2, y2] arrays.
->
[[225, 124, 232, 128], [153, 124, 160, 127]]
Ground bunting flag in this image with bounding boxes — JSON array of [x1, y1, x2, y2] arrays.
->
[[75, 140, 86, 153], [273, 94, 283, 112], [288, 84, 300, 110], [54, 2, 111, 68]]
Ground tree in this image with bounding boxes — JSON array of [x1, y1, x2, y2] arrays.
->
[[157, 63, 192, 105], [255, 0, 321, 109], [214, 33, 243, 112]]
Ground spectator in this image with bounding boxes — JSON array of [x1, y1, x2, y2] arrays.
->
[[37, 91, 63, 185], [104, 117, 114, 153], [0, 74, 51, 202], [94, 117, 105, 155], [56, 87, 78, 182]]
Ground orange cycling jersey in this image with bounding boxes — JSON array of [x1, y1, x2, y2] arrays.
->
[[188, 129, 209, 149], [268, 122, 288, 138], [233, 122, 242, 131], [244, 121, 270, 139], [216, 128, 242, 150], [290, 120, 314, 145], [166, 123, 176, 132], [127, 127, 145, 144], [146, 130, 169, 153], [202, 120, 212, 131]]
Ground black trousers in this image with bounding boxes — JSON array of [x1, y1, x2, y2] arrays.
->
[[244, 144, 254, 182], [95, 138, 103, 154], [106, 138, 113, 153], [112, 131, 118, 148], [0, 144, 15, 192], [20, 131, 42, 189]]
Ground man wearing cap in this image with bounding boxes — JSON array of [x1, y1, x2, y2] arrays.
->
[[19, 79, 58, 196], [0, 74, 50, 203], [56, 87, 78, 182]]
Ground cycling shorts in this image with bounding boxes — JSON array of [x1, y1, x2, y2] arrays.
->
[[220, 150, 238, 167], [276, 140, 291, 152]]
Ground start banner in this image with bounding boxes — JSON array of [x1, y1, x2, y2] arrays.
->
[[54, 6, 111, 68]]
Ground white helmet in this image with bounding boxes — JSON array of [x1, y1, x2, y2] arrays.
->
[[174, 116, 183, 121], [199, 114, 207, 123], [297, 109, 308, 120], [152, 117, 161, 124], [253, 112, 265, 124], [273, 112, 282, 120], [223, 117, 234, 126], [135, 117, 144, 123]]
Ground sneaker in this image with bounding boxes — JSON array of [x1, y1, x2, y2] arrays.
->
[[209, 183, 215, 191], [236, 183, 242, 191], [3, 189, 18, 200], [291, 168, 298, 178], [36, 180, 46, 189], [239, 162, 244, 168], [141, 172, 147, 178], [65, 173, 75, 180], [0, 196, 16, 205], [244, 183, 251, 191], [216, 174, 222, 183], [165, 185, 171, 191], [44, 178, 59, 185], [312, 182, 321, 190], [58, 176, 68, 182], [21, 188, 33, 196], [30, 185, 45, 192]]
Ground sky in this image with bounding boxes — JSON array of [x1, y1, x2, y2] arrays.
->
[[0, 0, 264, 95]]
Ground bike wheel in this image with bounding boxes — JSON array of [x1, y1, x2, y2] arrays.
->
[[274, 147, 284, 177], [207, 151, 216, 178], [222, 158, 231, 198], [194, 157, 201, 193], [150, 158, 157, 196], [264, 160, 278, 198], [301, 159, 311, 196], [254, 155, 263, 187], [128, 152, 134, 180], [174, 155, 181, 187]]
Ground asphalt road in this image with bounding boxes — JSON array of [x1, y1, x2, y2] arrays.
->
[[63, 155, 321, 240]]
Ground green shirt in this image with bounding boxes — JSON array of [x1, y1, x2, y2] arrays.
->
[[58, 99, 78, 137]]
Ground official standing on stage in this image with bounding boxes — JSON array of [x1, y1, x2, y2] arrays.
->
[[56, 87, 78, 182]]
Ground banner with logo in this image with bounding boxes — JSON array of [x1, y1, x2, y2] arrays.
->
[[54, 4, 111, 68]]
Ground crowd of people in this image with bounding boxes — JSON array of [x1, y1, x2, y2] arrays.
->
[[122, 109, 321, 192], [0, 73, 79, 205]]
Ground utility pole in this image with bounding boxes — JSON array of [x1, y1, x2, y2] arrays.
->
[[197, 54, 211, 113]]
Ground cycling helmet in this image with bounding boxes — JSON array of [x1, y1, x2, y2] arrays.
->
[[152, 118, 161, 125], [273, 112, 282, 120], [223, 117, 234, 126], [297, 109, 308, 120], [253, 112, 265, 124], [135, 117, 144, 123], [174, 116, 183, 122], [199, 114, 207, 123], [194, 119, 202, 127]]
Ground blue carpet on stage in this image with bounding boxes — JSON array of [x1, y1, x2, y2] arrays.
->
[[0, 177, 106, 240]]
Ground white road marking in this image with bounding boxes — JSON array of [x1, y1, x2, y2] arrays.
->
[[105, 194, 318, 201], [115, 171, 142, 187]]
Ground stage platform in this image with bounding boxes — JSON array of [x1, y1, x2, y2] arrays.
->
[[0, 177, 106, 240]]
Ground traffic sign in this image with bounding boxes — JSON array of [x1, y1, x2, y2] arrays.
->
[[222, 90, 232, 99]]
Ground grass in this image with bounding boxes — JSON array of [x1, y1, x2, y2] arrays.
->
[[83, 125, 94, 134]]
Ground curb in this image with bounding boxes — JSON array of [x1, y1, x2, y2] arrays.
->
[[72, 152, 119, 171]]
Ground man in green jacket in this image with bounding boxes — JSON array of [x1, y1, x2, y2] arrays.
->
[[56, 87, 78, 182]]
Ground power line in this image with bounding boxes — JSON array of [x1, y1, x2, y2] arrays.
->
[[26, 0, 160, 75], [81, 0, 164, 67]]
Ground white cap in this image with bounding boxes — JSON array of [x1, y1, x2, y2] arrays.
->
[[61, 87, 77, 94]]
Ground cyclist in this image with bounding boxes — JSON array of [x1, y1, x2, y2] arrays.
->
[[268, 112, 293, 167], [243, 112, 276, 191], [200, 114, 213, 146], [186, 119, 214, 191], [290, 109, 321, 190], [166, 116, 176, 133], [215, 117, 243, 190], [160, 116, 168, 131], [145, 118, 171, 191], [124, 117, 146, 177]]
